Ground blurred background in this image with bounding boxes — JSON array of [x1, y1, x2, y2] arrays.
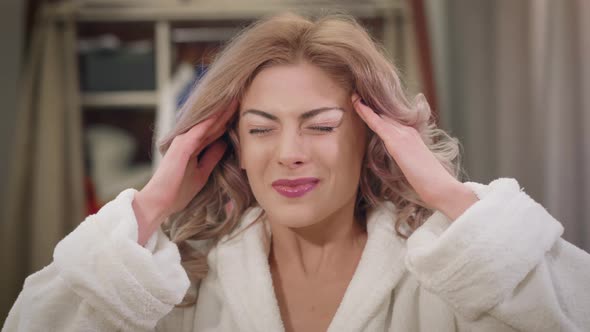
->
[[1, 0, 588, 324]]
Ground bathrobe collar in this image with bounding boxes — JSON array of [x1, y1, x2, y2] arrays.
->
[[213, 201, 409, 332]]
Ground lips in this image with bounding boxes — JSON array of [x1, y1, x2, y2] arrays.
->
[[272, 177, 320, 198]]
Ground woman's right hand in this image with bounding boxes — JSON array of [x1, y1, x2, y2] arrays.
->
[[132, 100, 237, 246]]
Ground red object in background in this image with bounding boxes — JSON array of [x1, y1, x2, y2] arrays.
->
[[85, 176, 101, 215]]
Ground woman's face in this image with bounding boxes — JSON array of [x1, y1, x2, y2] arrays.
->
[[238, 62, 367, 228]]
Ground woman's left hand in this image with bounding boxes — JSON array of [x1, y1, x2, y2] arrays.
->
[[351, 94, 479, 221]]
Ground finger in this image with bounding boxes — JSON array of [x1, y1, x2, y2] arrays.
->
[[190, 115, 231, 159], [185, 116, 218, 141], [192, 130, 227, 160], [183, 116, 224, 155], [180, 99, 238, 161], [208, 99, 238, 137], [192, 99, 238, 153], [163, 117, 213, 162], [190, 99, 237, 142], [351, 93, 363, 106], [351, 95, 387, 136], [196, 140, 227, 176], [222, 99, 239, 120]]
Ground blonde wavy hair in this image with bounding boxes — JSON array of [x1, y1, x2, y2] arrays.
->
[[157, 11, 464, 306]]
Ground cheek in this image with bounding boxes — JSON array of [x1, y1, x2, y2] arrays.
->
[[329, 136, 364, 194], [311, 136, 340, 162], [239, 136, 271, 171], [313, 133, 362, 173]]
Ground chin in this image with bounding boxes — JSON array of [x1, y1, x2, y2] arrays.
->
[[264, 204, 324, 229]]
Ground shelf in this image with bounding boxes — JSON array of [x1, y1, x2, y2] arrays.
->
[[50, 1, 404, 22], [172, 27, 240, 43], [81, 91, 157, 108]]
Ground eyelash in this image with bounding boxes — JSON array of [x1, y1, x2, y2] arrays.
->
[[249, 126, 335, 135], [248, 129, 270, 135], [311, 126, 335, 132]]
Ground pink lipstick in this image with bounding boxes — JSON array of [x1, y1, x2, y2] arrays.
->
[[272, 177, 319, 198]]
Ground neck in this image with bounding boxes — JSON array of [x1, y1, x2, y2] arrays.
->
[[267, 197, 367, 281]]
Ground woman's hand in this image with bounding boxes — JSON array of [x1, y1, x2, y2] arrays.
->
[[133, 100, 237, 245], [351, 94, 478, 221]]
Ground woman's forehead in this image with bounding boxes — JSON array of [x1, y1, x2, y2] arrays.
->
[[239, 106, 345, 122], [240, 64, 349, 118], [241, 63, 348, 106]]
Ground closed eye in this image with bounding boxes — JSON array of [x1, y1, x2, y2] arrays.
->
[[248, 126, 336, 136], [249, 128, 273, 135], [308, 126, 335, 132]]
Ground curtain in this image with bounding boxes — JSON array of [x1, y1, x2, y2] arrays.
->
[[0, 3, 85, 322], [425, 0, 590, 251]]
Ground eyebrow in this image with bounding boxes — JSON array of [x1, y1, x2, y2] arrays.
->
[[241, 107, 345, 121]]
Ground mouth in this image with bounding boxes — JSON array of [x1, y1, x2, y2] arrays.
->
[[271, 178, 320, 198]]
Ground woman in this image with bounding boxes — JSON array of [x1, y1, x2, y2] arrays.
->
[[4, 12, 590, 332]]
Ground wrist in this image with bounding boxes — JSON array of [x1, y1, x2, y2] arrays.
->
[[132, 190, 168, 246], [433, 182, 480, 222]]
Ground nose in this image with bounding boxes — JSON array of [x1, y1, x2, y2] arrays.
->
[[277, 128, 308, 169]]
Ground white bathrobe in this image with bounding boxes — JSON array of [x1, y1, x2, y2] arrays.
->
[[3, 178, 590, 331]]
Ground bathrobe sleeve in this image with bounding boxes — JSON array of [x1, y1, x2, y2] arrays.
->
[[404, 178, 590, 332], [2, 189, 191, 332]]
